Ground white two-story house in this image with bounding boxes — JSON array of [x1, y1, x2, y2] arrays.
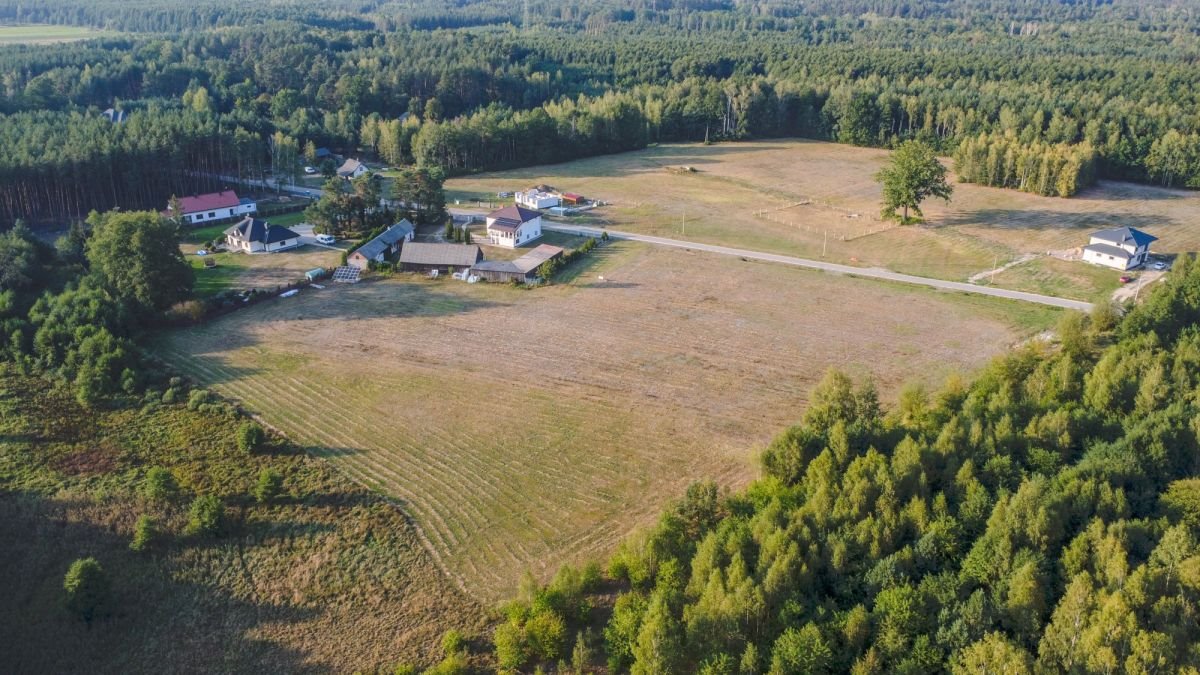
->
[[1082, 227, 1157, 271], [485, 205, 543, 248]]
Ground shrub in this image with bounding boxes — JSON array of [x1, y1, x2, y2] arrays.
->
[[253, 468, 283, 504], [494, 620, 531, 671], [237, 422, 265, 453], [161, 387, 179, 404], [187, 388, 213, 410], [63, 557, 109, 623], [441, 629, 466, 656], [129, 514, 157, 552], [141, 467, 177, 502], [392, 665, 417, 675], [185, 494, 224, 536]]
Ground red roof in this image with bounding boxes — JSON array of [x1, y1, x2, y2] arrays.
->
[[562, 193, 583, 200], [172, 191, 241, 215]]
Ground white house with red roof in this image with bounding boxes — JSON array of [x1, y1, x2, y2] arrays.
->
[[485, 205, 543, 248], [164, 191, 257, 225]]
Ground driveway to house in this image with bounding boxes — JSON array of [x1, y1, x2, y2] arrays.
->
[[521, 218, 1093, 312], [288, 223, 348, 251]]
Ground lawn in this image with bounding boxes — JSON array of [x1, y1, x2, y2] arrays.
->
[[446, 139, 1198, 299], [183, 243, 341, 298], [156, 240, 1059, 602], [0, 24, 106, 44]]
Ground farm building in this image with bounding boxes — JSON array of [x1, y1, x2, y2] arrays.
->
[[471, 244, 565, 283], [224, 217, 301, 253], [398, 242, 482, 273], [337, 158, 369, 179], [165, 191, 257, 225], [516, 188, 560, 210], [486, 205, 543, 248], [1082, 227, 1157, 270], [347, 220, 415, 269], [561, 192, 584, 205]]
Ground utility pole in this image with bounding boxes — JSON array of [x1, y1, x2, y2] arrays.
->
[[682, 208, 686, 236], [992, 254, 999, 285], [823, 229, 828, 258]]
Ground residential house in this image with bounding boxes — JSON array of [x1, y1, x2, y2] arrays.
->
[[337, 158, 369, 179], [224, 217, 302, 253], [347, 220, 415, 269], [471, 244, 564, 283], [1081, 227, 1158, 270], [516, 188, 560, 210], [485, 205, 543, 248], [398, 242, 482, 273], [165, 191, 257, 225]]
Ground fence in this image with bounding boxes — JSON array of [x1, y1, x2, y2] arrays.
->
[[753, 201, 894, 241]]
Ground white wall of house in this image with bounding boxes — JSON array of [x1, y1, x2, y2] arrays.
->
[[1084, 235, 1148, 270], [185, 201, 256, 225], [1082, 248, 1130, 270], [516, 191, 560, 210], [226, 235, 264, 253], [486, 216, 543, 249], [265, 238, 300, 252]]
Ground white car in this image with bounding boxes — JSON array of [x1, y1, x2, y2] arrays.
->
[[303, 166, 317, 174], [1153, 261, 1167, 270], [315, 234, 336, 245]]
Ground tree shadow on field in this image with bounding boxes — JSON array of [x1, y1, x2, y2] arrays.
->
[[1079, 180, 1189, 202], [0, 489, 327, 675], [932, 208, 1172, 232]]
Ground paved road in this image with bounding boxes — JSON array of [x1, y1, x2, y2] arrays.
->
[[536, 222, 1093, 312]]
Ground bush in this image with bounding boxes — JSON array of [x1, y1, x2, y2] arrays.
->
[[441, 629, 466, 656], [63, 557, 109, 623], [185, 494, 224, 536], [141, 467, 177, 502], [129, 514, 157, 552], [237, 422, 265, 453], [187, 388, 213, 410], [253, 468, 283, 504], [161, 387, 179, 404], [494, 620, 531, 671]]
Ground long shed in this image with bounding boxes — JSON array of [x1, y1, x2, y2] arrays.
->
[[398, 242, 483, 273], [471, 244, 564, 283]]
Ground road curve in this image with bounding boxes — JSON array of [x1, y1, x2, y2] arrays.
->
[[540, 222, 1093, 312]]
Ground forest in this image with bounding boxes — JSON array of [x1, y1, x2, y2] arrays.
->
[[2, 0, 1200, 222], [489, 258, 1200, 674]]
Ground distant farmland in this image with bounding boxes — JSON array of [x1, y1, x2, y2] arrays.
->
[[157, 242, 1057, 601], [447, 140, 1200, 302], [0, 25, 106, 44]]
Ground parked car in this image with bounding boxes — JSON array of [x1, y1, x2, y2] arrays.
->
[[315, 234, 336, 245], [304, 166, 317, 174], [1153, 261, 1167, 270], [1119, 275, 1134, 284]]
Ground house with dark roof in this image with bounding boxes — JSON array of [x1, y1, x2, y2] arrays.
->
[[471, 244, 564, 283], [224, 217, 301, 253], [1082, 227, 1158, 270], [165, 191, 257, 225], [336, 158, 369, 179], [485, 205, 543, 249], [347, 220, 415, 269], [398, 243, 482, 273]]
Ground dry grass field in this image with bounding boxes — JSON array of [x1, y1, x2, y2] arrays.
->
[[447, 139, 1200, 301], [0, 25, 106, 44], [156, 241, 1059, 601]]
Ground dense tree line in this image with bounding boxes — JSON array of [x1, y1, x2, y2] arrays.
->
[[495, 259, 1200, 673], [2, 2, 1200, 221], [954, 132, 1099, 198]]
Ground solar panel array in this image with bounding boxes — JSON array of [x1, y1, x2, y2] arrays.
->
[[331, 266, 361, 283]]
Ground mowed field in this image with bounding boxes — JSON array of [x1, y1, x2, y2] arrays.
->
[[156, 241, 1057, 601], [0, 24, 106, 44], [447, 140, 1200, 301]]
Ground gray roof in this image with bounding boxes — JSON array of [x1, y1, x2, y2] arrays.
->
[[225, 217, 299, 245], [354, 220, 413, 260], [399, 242, 481, 267], [1091, 227, 1157, 248], [472, 245, 565, 276], [487, 205, 542, 232], [1084, 242, 1132, 260]]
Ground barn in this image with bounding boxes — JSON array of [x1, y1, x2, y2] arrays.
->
[[398, 242, 483, 273], [471, 244, 564, 283]]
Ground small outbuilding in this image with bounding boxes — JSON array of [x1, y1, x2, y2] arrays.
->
[[471, 244, 565, 283], [1082, 227, 1157, 271], [398, 242, 483, 274], [224, 217, 302, 253], [347, 220, 415, 269]]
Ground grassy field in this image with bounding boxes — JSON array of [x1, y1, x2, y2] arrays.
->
[[156, 240, 1059, 602], [0, 368, 482, 673], [446, 139, 1196, 298], [0, 24, 106, 44]]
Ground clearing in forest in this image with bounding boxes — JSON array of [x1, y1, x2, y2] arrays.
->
[[0, 25, 106, 44], [156, 241, 1058, 601], [446, 139, 1200, 302]]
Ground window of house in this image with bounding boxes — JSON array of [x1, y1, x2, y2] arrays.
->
[[208, 212, 216, 218]]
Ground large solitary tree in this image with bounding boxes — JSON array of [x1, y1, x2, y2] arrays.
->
[[875, 140, 953, 223], [85, 210, 193, 313]]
